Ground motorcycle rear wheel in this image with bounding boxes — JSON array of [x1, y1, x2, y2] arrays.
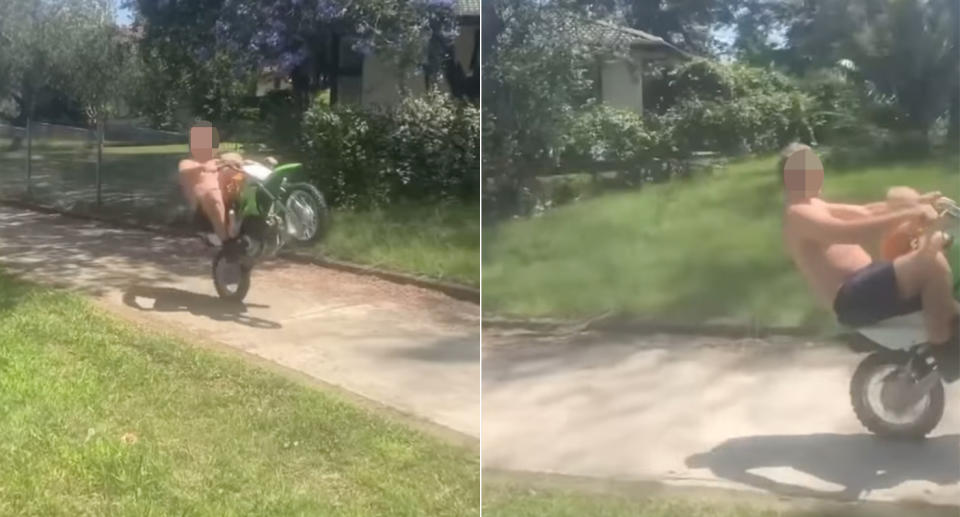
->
[[213, 249, 252, 302], [850, 351, 944, 439]]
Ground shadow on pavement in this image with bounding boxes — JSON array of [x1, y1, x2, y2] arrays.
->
[[385, 334, 482, 363], [122, 286, 281, 329], [685, 433, 960, 502], [0, 208, 287, 298]]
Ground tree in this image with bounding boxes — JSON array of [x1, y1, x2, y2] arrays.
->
[[0, 0, 79, 145], [733, 0, 958, 144], [60, 1, 137, 129], [483, 0, 600, 168], [129, 0, 464, 124], [0, 0, 142, 148], [482, 0, 613, 219], [129, 0, 256, 127]]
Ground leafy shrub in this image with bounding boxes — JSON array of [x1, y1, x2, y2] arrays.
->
[[300, 102, 392, 207], [385, 90, 480, 202], [646, 60, 794, 114], [665, 90, 816, 154], [559, 104, 684, 183], [561, 105, 659, 164], [648, 59, 816, 155], [299, 89, 479, 208], [799, 68, 863, 144], [798, 66, 935, 165]]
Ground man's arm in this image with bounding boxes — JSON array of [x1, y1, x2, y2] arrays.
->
[[825, 189, 942, 220], [825, 202, 883, 220], [178, 159, 202, 174], [788, 204, 930, 245]]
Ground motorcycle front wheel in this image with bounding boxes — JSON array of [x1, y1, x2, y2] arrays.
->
[[850, 351, 944, 439], [213, 249, 252, 302], [282, 183, 329, 245]]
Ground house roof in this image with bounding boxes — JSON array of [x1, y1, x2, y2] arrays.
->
[[455, 0, 480, 18], [557, 17, 694, 60]]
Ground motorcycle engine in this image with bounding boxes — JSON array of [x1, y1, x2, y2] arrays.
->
[[242, 215, 284, 258]]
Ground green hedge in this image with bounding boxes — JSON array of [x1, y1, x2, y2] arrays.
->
[[649, 59, 817, 155], [298, 90, 479, 208]]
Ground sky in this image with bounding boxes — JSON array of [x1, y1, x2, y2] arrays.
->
[[116, 4, 133, 26]]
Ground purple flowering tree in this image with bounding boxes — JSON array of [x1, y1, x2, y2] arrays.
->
[[130, 0, 464, 125]]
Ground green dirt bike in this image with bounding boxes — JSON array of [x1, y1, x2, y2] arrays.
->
[[210, 157, 329, 301]]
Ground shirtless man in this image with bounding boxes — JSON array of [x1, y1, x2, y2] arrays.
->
[[178, 121, 237, 248], [780, 143, 959, 381]]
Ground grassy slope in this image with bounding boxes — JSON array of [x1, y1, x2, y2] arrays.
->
[[319, 202, 480, 286], [0, 273, 479, 516], [482, 154, 958, 329]]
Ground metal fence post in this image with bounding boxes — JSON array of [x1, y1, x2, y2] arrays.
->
[[25, 116, 32, 198], [96, 117, 103, 207]]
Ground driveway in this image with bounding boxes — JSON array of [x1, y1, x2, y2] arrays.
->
[[0, 206, 480, 438], [483, 329, 959, 506]]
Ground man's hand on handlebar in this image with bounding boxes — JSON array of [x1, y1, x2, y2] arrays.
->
[[915, 191, 957, 213], [913, 204, 939, 225], [917, 191, 942, 204]]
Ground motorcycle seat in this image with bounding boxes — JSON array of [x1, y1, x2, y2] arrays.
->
[[852, 311, 927, 351]]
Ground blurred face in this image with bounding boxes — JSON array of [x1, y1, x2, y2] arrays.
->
[[782, 148, 823, 199], [189, 126, 217, 162]]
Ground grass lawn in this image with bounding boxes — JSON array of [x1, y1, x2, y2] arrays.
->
[[0, 272, 479, 516], [318, 202, 480, 287], [481, 482, 954, 517], [482, 153, 959, 330], [0, 142, 479, 286]]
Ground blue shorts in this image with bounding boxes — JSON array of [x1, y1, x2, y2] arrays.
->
[[833, 262, 922, 327]]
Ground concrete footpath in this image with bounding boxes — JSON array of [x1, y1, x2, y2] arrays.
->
[[0, 206, 480, 438], [483, 329, 960, 506]]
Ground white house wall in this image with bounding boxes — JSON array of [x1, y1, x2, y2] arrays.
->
[[354, 25, 476, 107], [600, 56, 644, 114], [358, 54, 427, 106]]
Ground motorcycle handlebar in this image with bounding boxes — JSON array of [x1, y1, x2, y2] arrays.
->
[[934, 198, 958, 218]]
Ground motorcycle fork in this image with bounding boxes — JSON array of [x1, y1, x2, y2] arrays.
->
[[259, 179, 294, 240], [227, 209, 242, 239], [254, 177, 289, 213], [894, 350, 943, 409]]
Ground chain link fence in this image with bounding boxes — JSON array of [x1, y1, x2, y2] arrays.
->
[[0, 119, 244, 229]]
